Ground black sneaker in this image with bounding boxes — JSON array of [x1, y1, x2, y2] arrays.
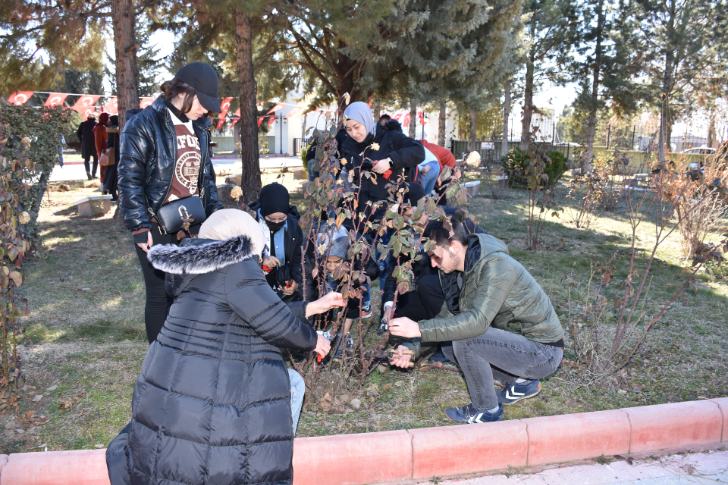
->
[[444, 403, 503, 424], [376, 320, 388, 336], [500, 379, 542, 405]]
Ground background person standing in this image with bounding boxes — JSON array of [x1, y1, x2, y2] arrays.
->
[[76, 113, 97, 180]]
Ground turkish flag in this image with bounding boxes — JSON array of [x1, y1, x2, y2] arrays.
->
[[140, 96, 155, 109], [72, 95, 101, 117], [44, 93, 68, 108], [402, 113, 411, 130], [217, 97, 233, 123], [102, 97, 118, 115], [418, 111, 426, 126], [7, 91, 34, 105]]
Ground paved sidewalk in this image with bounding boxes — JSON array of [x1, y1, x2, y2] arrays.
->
[[424, 449, 728, 484], [50, 153, 301, 182]]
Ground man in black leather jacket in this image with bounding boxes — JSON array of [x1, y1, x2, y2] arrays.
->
[[118, 62, 223, 342]]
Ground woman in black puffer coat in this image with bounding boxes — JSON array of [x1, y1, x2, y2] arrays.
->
[[106, 209, 340, 485]]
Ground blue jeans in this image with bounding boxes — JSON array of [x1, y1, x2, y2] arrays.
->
[[289, 368, 305, 433], [442, 327, 563, 409], [417, 160, 441, 194]]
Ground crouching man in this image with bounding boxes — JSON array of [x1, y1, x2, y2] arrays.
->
[[388, 220, 564, 423]]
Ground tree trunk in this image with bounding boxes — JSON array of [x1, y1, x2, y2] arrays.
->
[[707, 108, 717, 147], [469, 110, 477, 143], [580, 0, 605, 173], [501, 80, 511, 158], [372, 100, 381, 120], [658, 2, 676, 165], [520, 45, 536, 150], [408, 99, 417, 138], [235, 11, 262, 204], [658, 55, 673, 165], [438, 100, 446, 146], [111, 0, 139, 127]]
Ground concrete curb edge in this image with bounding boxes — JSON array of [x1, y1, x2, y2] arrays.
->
[[1, 398, 725, 485]]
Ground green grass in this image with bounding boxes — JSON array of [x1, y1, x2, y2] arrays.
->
[[2, 178, 727, 452]]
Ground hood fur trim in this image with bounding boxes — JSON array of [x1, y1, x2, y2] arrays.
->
[[147, 235, 255, 275]]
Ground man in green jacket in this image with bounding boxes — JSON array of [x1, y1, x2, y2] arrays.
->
[[389, 220, 564, 423]]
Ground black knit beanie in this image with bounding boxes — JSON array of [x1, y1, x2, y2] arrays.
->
[[259, 183, 290, 216]]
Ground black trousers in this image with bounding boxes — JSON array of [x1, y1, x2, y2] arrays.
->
[[134, 227, 177, 343], [83, 152, 98, 177], [394, 274, 445, 321]]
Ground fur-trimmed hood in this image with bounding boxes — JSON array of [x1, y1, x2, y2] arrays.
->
[[148, 235, 256, 275]]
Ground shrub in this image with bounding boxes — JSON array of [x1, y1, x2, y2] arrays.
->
[[503, 147, 567, 189], [0, 104, 71, 399]]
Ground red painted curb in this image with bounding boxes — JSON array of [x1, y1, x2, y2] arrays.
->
[[410, 420, 527, 478], [2, 399, 726, 485], [710, 397, 728, 442], [626, 400, 723, 454], [0, 449, 108, 485], [527, 409, 631, 466], [292, 430, 412, 485]]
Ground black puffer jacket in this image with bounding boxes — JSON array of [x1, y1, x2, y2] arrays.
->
[[339, 129, 424, 219], [106, 235, 317, 485], [118, 96, 222, 231]]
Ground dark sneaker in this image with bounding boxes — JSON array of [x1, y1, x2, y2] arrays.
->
[[500, 379, 542, 406], [376, 320, 388, 336], [444, 403, 503, 424], [360, 307, 372, 319]]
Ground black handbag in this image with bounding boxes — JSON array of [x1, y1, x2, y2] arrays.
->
[[155, 196, 206, 234]]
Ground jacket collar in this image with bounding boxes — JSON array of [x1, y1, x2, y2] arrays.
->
[[151, 96, 212, 130], [147, 235, 256, 275]]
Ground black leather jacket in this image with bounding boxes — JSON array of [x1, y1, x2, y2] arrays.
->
[[118, 97, 222, 231]]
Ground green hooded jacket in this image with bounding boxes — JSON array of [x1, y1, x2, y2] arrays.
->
[[418, 233, 563, 345]]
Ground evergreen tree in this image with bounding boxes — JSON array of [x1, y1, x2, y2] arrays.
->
[[519, 0, 577, 148], [633, 0, 723, 163], [372, 0, 523, 144], [563, 0, 643, 171], [282, 0, 400, 109], [0, 2, 108, 94], [159, 0, 297, 202], [136, 15, 163, 96]]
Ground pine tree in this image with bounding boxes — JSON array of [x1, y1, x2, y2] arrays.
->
[[0, 1, 108, 94], [519, 0, 576, 148], [563, 0, 643, 171], [136, 15, 163, 97], [633, 0, 723, 163], [282, 0, 397, 110], [159, 0, 298, 202]]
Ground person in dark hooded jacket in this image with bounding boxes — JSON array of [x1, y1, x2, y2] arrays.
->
[[106, 209, 341, 485], [250, 182, 308, 302], [118, 62, 224, 343]]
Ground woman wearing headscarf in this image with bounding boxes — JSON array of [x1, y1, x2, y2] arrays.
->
[[106, 209, 341, 485], [339, 101, 424, 223], [118, 62, 224, 343]]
